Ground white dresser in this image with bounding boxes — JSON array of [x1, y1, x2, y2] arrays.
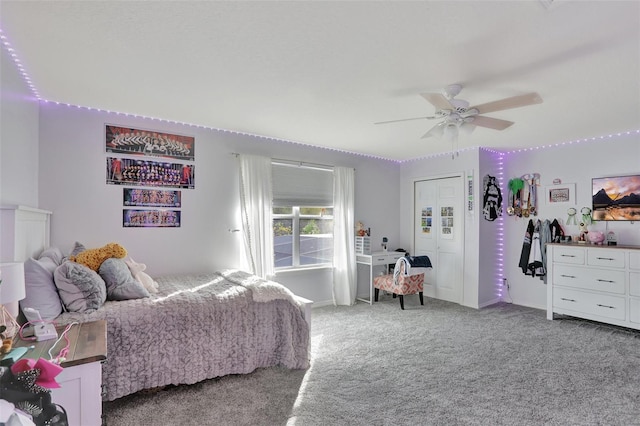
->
[[547, 243, 640, 330]]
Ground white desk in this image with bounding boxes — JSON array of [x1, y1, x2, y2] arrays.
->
[[356, 251, 405, 304]]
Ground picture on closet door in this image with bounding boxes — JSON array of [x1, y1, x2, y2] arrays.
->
[[440, 206, 454, 239], [421, 207, 432, 235]]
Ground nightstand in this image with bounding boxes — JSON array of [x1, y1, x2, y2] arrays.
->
[[11, 320, 107, 426]]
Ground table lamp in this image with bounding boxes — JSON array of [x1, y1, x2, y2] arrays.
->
[[0, 262, 26, 338]]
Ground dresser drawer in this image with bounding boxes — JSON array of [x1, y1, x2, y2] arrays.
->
[[553, 264, 625, 294], [587, 248, 625, 268], [630, 298, 640, 324], [553, 287, 626, 321], [630, 272, 640, 297], [553, 247, 585, 265], [370, 254, 397, 266], [630, 251, 640, 271]]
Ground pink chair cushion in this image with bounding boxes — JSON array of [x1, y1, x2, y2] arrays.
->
[[373, 272, 424, 295]]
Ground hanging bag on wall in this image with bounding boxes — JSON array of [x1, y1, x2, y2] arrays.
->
[[482, 175, 503, 221]]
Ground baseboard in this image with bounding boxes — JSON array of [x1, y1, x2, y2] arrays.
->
[[311, 300, 334, 308], [478, 297, 502, 308]]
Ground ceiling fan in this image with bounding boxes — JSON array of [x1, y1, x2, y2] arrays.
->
[[375, 84, 543, 140]]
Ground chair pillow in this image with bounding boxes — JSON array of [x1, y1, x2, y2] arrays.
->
[[99, 258, 150, 301], [20, 257, 63, 320], [54, 261, 107, 312]]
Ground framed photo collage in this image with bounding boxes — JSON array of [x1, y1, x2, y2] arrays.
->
[[105, 125, 195, 228]]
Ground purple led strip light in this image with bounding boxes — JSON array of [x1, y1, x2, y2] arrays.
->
[[1, 27, 638, 164]]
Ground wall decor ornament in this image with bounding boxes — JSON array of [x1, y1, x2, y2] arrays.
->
[[545, 183, 576, 205], [482, 175, 502, 221]]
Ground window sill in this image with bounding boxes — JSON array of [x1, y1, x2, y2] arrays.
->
[[275, 265, 333, 275]]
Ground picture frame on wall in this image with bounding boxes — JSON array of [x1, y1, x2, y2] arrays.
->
[[106, 157, 195, 189], [123, 188, 181, 208], [106, 124, 195, 161], [123, 209, 181, 227], [545, 183, 576, 204]]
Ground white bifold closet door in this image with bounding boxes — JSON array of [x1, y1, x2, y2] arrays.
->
[[414, 176, 464, 304]]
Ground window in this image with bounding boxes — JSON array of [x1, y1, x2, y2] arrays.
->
[[273, 207, 333, 269], [272, 162, 334, 270]]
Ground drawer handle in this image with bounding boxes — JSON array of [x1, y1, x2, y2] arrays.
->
[[597, 304, 615, 309], [596, 279, 615, 283], [561, 254, 576, 258], [560, 297, 576, 302], [560, 274, 576, 279], [596, 257, 615, 261]]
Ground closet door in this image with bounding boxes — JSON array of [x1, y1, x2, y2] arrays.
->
[[414, 176, 464, 303]]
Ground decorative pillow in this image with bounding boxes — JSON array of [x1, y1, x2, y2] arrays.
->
[[69, 241, 86, 257], [69, 243, 127, 272], [20, 257, 64, 320], [54, 261, 107, 312], [38, 247, 65, 266], [99, 258, 150, 301], [124, 257, 159, 294]]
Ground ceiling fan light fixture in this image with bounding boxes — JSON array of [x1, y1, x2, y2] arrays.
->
[[422, 122, 445, 139], [443, 123, 458, 142], [460, 122, 476, 135]]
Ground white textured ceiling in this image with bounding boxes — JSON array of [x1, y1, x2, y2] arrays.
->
[[1, 1, 639, 161]]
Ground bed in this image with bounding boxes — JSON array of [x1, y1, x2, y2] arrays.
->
[[55, 269, 310, 401], [1, 205, 311, 402]]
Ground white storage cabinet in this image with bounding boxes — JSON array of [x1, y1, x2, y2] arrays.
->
[[547, 243, 640, 330]]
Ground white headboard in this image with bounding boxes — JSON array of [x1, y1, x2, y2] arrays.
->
[[0, 205, 52, 262]]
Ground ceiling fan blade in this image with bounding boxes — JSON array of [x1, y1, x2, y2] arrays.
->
[[420, 93, 454, 111], [469, 92, 543, 114], [470, 115, 514, 131], [421, 122, 445, 139], [374, 116, 437, 125]]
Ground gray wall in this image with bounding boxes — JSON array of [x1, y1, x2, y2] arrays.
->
[[502, 134, 640, 309], [0, 46, 39, 207], [3, 48, 638, 310], [35, 104, 400, 305]]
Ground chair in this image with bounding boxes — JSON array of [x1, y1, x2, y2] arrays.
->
[[373, 260, 424, 310]]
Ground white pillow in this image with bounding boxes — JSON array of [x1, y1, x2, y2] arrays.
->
[[20, 257, 64, 320], [38, 246, 66, 266]]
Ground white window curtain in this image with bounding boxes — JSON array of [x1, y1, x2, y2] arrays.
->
[[239, 154, 275, 279], [332, 166, 356, 306]]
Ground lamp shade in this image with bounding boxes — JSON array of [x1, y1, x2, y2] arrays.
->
[[0, 262, 26, 304]]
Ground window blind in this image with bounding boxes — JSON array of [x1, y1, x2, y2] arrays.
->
[[272, 163, 333, 207]]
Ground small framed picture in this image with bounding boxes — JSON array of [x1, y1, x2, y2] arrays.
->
[[545, 183, 576, 205]]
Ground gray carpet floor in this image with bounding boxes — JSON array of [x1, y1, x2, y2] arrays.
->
[[103, 296, 640, 425]]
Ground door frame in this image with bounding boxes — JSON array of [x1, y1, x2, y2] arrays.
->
[[412, 172, 465, 304]]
